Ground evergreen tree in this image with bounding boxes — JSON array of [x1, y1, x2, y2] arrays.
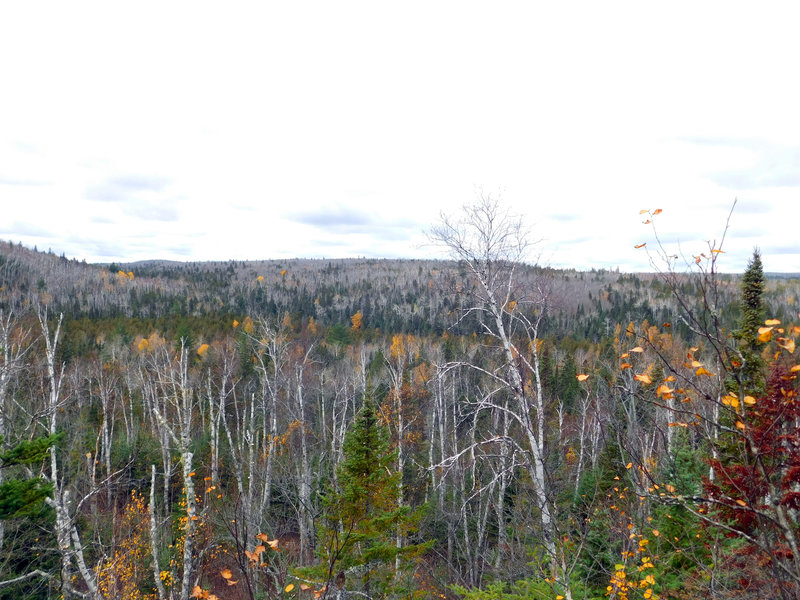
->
[[731, 249, 766, 395], [308, 398, 425, 599]]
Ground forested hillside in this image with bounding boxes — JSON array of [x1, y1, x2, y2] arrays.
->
[[1, 207, 799, 599]]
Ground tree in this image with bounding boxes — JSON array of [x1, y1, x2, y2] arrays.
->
[[730, 249, 766, 396], [309, 398, 424, 600], [430, 195, 578, 598], [629, 209, 800, 597]]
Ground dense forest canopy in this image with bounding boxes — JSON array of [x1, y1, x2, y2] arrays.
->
[[0, 204, 799, 600]]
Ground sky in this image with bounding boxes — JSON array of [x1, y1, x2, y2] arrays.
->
[[1, 2, 799, 273]]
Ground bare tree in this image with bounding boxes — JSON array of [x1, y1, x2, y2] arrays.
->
[[430, 195, 579, 597]]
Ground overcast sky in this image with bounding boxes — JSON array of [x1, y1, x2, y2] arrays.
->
[[1, 2, 799, 273]]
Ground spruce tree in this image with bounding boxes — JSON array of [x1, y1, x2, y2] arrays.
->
[[308, 398, 424, 599], [732, 249, 766, 395]]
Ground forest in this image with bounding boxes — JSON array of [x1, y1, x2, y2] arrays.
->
[[1, 201, 799, 600]]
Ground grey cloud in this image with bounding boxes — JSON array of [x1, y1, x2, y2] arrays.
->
[[289, 205, 418, 237], [290, 206, 374, 229], [0, 221, 55, 237], [122, 202, 180, 222], [682, 138, 800, 190], [86, 174, 171, 203], [547, 213, 581, 223]]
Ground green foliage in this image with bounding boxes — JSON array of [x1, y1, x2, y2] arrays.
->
[[0, 477, 53, 520], [305, 398, 426, 598], [452, 578, 563, 600], [731, 249, 766, 395], [0, 432, 64, 466]]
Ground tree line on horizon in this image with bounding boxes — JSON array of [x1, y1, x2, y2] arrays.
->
[[0, 201, 799, 599]]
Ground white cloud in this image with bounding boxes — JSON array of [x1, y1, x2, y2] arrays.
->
[[0, 2, 798, 271]]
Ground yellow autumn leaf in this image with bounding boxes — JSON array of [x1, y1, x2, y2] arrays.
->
[[233, 319, 239, 328], [220, 568, 232, 580], [300, 584, 311, 591], [736, 499, 747, 506], [197, 343, 210, 356], [665, 484, 676, 493], [695, 367, 713, 376], [621, 362, 632, 369], [791, 365, 800, 373], [631, 346, 644, 353], [620, 352, 630, 359], [758, 326, 774, 342], [285, 584, 295, 592], [656, 384, 674, 398], [721, 394, 736, 406], [691, 360, 703, 368], [626, 462, 633, 469], [735, 421, 746, 430], [765, 318, 781, 326], [257, 275, 264, 282], [634, 373, 652, 384], [644, 589, 653, 599], [779, 338, 796, 353], [576, 373, 589, 381], [744, 395, 756, 405]]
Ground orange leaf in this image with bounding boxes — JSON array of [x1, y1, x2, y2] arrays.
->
[[266, 539, 279, 550], [653, 209, 662, 215], [735, 421, 746, 430], [620, 352, 630, 359], [285, 584, 295, 592], [621, 362, 632, 369], [791, 365, 800, 373], [626, 462, 633, 469], [711, 249, 724, 254], [576, 373, 589, 381], [191, 586, 204, 598], [656, 384, 673, 395], [779, 338, 796, 353], [691, 360, 703, 368], [663, 375, 676, 382], [301, 584, 312, 591], [226, 579, 238, 586], [758, 326, 774, 342], [220, 568, 232, 580], [695, 367, 713, 376], [765, 319, 781, 326], [634, 373, 652, 384], [635, 243, 647, 249], [743, 395, 756, 405], [735, 499, 747, 506], [255, 533, 270, 542]]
